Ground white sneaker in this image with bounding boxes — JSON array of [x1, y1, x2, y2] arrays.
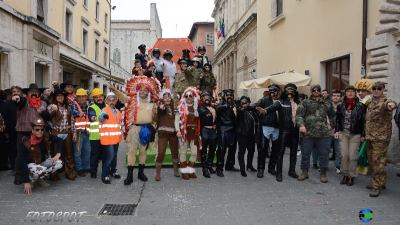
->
[[336, 168, 341, 174], [297, 151, 301, 156]]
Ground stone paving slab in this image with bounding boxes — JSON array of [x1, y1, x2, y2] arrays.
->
[[0, 142, 399, 225]]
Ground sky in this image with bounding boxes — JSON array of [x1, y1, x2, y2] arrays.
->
[[111, 0, 215, 38]]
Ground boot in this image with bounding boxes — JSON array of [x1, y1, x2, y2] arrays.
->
[[138, 164, 148, 182], [288, 171, 298, 179], [208, 166, 216, 174], [240, 169, 247, 177], [276, 173, 283, 182], [172, 160, 180, 177], [340, 176, 348, 185], [346, 177, 354, 186], [203, 167, 211, 178], [246, 165, 257, 172], [180, 161, 189, 180], [366, 184, 386, 190], [188, 161, 197, 179], [155, 163, 162, 181], [257, 169, 264, 178], [216, 169, 224, 177], [298, 169, 309, 181], [320, 168, 328, 183], [369, 189, 380, 197], [124, 166, 134, 185]]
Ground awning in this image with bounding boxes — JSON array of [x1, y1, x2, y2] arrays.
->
[[239, 71, 312, 89]]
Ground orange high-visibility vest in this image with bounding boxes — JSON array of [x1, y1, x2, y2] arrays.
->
[[99, 106, 122, 145], [74, 102, 90, 131]]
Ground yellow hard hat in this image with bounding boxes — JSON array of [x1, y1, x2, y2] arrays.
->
[[91, 88, 103, 97], [76, 88, 88, 96]]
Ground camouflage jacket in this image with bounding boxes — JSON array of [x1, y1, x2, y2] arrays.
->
[[365, 96, 396, 142], [296, 97, 335, 138], [173, 69, 199, 94], [199, 71, 216, 94]]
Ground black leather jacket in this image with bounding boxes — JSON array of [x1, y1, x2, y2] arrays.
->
[[252, 96, 278, 128], [216, 101, 237, 132], [236, 107, 258, 137], [199, 105, 216, 127], [335, 100, 366, 135], [266, 99, 298, 132]]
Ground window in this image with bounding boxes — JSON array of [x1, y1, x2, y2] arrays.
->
[[65, 10, 72, 41], [206, 33, 214, 45], [105, 13, 108, 31], [83, 0, 88, 7], [104, 47, 108, 67], [325, 56, 350, 92], [82, 29, 88, 54], [35, 63, 45, 88], [113, 48, 121, 65], [95, 1, 99, 21], [95, 39, 99, 61], [276, 0, 283, 17], [37, 0, 45, 22]]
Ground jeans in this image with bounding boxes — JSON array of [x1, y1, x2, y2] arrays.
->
[[90, 140, 102, 175], [300, 137, 331, 170], [110, 144, 119, 174], [312, 148, 319, 165], [258, 127, 279, 170], [102, 145, 115, 178], [73, 133, 91, 172], [332, 137, 341, 169]]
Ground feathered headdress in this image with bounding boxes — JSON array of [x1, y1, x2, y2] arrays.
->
[[178, 87, 200, 141], [124, 76, 161, 135]]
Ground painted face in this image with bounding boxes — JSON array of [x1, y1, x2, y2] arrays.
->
[[32, 125, 44, 138], [163, 93, 172, 105], [184, 91, 194, 104], [139, 87, 149, 99]]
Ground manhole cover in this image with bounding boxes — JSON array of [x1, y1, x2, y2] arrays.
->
[[98, 204, 137, 216]]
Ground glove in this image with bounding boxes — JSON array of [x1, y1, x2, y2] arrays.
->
[[103, 114, 109, 120]]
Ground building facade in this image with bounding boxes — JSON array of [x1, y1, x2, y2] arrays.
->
[[111, 3, 162, 73], [188, 22, 215, 63], [0, 0, 124, 90], [257, 0, 399, 161], [212, 0, 257, 98]]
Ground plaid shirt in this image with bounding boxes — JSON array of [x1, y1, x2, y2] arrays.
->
[[53, 105, 70, 133]]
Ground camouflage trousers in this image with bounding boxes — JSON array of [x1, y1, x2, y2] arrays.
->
[[367, 141, 389, 190]]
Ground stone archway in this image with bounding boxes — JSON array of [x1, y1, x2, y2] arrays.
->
[[366, 0, 400, 162]]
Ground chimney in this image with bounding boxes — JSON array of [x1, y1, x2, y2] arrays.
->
[[150, 3, 156, 31]]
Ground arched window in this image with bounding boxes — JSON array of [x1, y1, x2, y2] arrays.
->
[[113, 48, 121, 65]]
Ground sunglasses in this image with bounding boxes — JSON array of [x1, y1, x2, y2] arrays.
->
[[372, 87, 383, 91], [312, 89, 321, 93], [34, 128, 44, 132], [184, 95, 193, 98]]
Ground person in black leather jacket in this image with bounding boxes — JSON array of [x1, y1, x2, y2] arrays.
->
[[253, 84, 280, 178], [334, 85, 366, 186], [236, 96, 258, 177], [258, 83, 300, 182], [216, 89, 238, 177], [199, 92, 217, 178]]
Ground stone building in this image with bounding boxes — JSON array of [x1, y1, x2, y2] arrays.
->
[[0, 0, 127, 90], [212, 0, 257, 98], [111, 3, 162, 73], [188, 22, 215, 63]]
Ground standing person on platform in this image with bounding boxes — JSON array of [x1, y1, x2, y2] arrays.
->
[[136, 44, 150, 69], [177, 87, 200, 180], [162, 50, 177, 91], [216, 89, 238, 177], [335, 85, 366, 186], [153, 89, 180, 181], [98, 92, 123, 184], [296, 84, 336, 183], [174, 59, 199, 100], [199, 63, 217, 95], [365, 82, 397, 197], [178, 49, 193, 66], [109, 76, 160, 184], [195, 46, 210, 68], [71, 88, 91, 177], [199, 92, 218, 178]]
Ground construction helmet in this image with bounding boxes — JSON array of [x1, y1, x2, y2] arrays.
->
[[91, 88, 103, 97], [76, 88, 88, 96]]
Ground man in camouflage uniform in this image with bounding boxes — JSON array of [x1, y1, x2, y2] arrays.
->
[[365, 82, 397, 197], [173, 60, 200, 101], [296, 84, 335, 183], [199, 63, 216, 95]]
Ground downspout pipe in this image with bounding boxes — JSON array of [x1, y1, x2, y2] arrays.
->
[[362, 0, 368, 77]]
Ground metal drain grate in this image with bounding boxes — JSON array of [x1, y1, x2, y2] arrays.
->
[[98, 204, 137, 216]]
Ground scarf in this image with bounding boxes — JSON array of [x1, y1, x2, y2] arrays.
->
[[30, 134, 43, 145], [345, 98, 356, 111], [28, 96, 42, 109]]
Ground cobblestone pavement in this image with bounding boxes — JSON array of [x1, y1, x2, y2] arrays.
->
[[0, 142, 399, 225]]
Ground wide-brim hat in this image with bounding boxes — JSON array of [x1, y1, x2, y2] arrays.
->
[[51, 88, 66, 97], [60, 80, 78, 90], [22, 83, 46, 94]]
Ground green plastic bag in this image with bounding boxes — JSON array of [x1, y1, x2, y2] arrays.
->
[[358, 141, 368, 167]]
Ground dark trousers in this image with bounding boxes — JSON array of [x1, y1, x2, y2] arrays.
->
[[14, 131, 31, 183], [258, 136, 279, 170], [269, 130, 299, 175], [201, 127, 217, 169], [90, 140, 102, 175], [216, 129, 236, 170], [301, 137, 331, 170], [237, 135, 255, 171]]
